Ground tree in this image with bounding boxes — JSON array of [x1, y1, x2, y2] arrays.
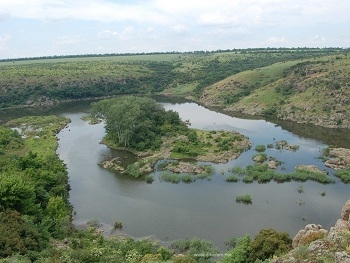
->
[[91, 96, 185, 150]]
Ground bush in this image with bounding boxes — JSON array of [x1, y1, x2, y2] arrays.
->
[[170, 238, 216, 261], [248, 228, 292, 262], [0, 210, 44, 258], [222, 235, 251, 263]]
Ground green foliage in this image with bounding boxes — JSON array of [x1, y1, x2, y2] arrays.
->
[[160, 172, 181, 184], [170, 238, 216, 261], [0, 210, 44, 258], [236, 195, 252, 204], [145, 174, 154, 184], [248, 228, 292, 262], [181, 174, 195, 183], [222, 235, 251, 263], [261, 106, 277, 117], [226, 175, 239, 182], [0, 172, 38, 216], [125, 164, 142, 178], [92, 96, 185, 151], [335, 168, 350, 183], [255, 144, 266, 152]]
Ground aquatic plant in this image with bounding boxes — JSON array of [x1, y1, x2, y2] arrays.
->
[[236, 195, 252, 204]]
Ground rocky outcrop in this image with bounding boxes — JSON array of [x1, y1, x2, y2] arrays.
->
[[165, 161, 207, 174], [292, 224, 328, 248], [295, 165, 327, 174], [325, 148, 350, 170], [100, 157, 125, 173], [273, 199, 350, 263]]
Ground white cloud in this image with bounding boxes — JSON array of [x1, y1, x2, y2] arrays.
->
[[0, 0, 349, 58]]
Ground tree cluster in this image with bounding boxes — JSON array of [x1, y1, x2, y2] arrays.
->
[[91, 96, 186, 151]]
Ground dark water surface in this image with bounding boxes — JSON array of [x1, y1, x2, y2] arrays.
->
[[53, 100, 349, 250]]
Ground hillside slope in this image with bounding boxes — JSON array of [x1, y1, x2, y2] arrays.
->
[[200, 54, 350, 128]]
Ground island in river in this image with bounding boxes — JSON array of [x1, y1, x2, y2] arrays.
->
[[99, 129, 251, 177]]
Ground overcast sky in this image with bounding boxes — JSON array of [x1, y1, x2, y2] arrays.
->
[[0, 0, 349, 59]]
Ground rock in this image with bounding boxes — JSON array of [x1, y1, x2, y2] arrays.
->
[[335, 252, 350, 263], [335, 219, 349, 231], [292, 224, 327, 248], [307, 240, 329, 253], [166, 161, 206, 174], [253, 155, 265, 163], [341, 199, 350, 221], [327, 227, 343, 242], [268, 160, 278, 169], [325, 148, 350, 170]]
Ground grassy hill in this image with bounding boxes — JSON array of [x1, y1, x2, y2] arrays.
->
[[1, 48, 350, 128], [199, 53, 350, 128]]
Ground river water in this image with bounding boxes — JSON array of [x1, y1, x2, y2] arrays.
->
[[1, 98, 349, 250], [52, 99, 349, 250]]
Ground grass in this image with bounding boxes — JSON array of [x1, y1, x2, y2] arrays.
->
[[226, 175, 239, 182], [145, 175, 154, 184], [335, 168, 350, 183], [181, 174, 195, 183], [236, 195, 252, 204], [255, 144, 266, 152], [160, 172, 181, 184], [228, 164, 334, 184]]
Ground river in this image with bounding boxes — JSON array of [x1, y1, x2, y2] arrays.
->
[[1, 98, 349, 250], [52, 98, 349, 250]]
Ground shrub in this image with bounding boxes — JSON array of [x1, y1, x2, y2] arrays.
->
[[0, 210, 44, 258], [222, 235, 251, 263], [170, 238, 216, 261], [248, 228, 292, 262]]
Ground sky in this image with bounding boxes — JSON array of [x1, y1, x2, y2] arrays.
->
[[0, 0, 350, 59]]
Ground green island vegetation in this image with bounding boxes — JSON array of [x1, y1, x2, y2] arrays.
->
[[90, 96, 251, 178], [235, 195, 253, 204], [227, 164, 334, 184], [1, 48, 350, 262]]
